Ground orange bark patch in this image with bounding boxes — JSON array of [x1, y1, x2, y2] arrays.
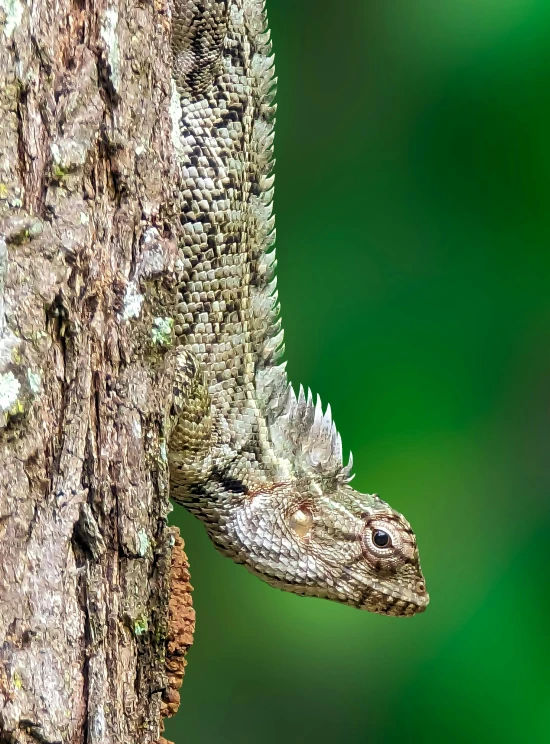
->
[[158, 528, 195, 743]]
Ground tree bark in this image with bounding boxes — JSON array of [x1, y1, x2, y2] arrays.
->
[[0, 0, 193, 741]]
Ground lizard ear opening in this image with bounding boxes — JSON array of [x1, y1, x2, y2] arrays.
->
[[288, 506, 314, 537], [269, 384, 354, 483]]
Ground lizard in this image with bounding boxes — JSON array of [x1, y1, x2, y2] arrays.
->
[[167, 0, 429, 617]]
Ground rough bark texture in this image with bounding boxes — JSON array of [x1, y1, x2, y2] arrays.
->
[[0, 0, 192, 741]]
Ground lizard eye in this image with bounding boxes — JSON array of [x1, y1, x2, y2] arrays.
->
[[361, 521, 399, 558], [372, 529, 391, 548]]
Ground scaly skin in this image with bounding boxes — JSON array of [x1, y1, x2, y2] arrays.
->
[[168, 0, 428, 616]]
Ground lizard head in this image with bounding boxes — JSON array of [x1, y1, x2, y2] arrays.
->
[[218, 383, 429, 615], [213, 482, 428, 616], [284, 485, 428, 616]]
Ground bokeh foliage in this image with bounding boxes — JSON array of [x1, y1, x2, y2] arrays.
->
[[166, 2, 550, 741]]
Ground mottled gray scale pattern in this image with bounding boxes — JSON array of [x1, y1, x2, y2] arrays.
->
[[168, 0, 429, 616], [172, 0, 279, 464], [172, 1, 229, 97]]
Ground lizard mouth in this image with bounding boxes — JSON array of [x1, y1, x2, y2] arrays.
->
[[361, 586, 429, 617]]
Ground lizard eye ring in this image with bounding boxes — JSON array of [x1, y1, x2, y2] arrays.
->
[[361, 520, 400, 558]]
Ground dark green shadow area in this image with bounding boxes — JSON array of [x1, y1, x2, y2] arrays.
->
[[166, 2, 550, 742]]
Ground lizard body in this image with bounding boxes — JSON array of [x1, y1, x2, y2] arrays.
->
[[168, 0, 428, 616]]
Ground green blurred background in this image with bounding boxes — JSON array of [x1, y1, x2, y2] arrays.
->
[[166, 1, 550, 742]]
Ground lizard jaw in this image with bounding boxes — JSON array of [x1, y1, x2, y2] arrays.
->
[[360, 586, 429, 617]]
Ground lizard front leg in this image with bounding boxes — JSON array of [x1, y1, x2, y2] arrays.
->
[[168, 347, 213, 501]]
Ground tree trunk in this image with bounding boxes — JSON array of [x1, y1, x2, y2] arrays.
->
[[0, 0, 193, 741]]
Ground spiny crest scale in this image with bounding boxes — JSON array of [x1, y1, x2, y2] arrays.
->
[[269, 384, 354, 483]]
